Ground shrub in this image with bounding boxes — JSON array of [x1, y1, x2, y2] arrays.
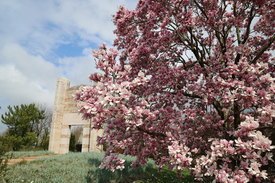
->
[[0, 137, 12, 182]]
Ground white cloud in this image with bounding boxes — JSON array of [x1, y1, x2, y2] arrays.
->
[[1, 43, 58, 89], [0, 0, 136, 56], [0, 43, 98, 108], [57, 50, 98, 86], [0, 43, 58, 107], [0, 65, 53, 106], [0, 0, 138, 132]]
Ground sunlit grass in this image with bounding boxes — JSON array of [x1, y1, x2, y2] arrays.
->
[[4, 152, 194, 183], [6, 151, 54, 158]]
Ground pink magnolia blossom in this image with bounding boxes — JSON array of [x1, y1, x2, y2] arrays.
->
[[99, 154, 125, 172]]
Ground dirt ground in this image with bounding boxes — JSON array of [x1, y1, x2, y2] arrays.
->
[[7, 154, 56, 165]]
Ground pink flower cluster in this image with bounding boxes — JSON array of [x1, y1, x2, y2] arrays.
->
[[99, 154, 125, 172], [168, 141, 193, 170], [194, 117, 274, 182]]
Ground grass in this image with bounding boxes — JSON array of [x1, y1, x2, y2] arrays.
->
[[4, 152, 194, 183], [6, 151, 54, 159]]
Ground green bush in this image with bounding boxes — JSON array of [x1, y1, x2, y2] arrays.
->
[[0, 139, 12, 182], [0, 150, 8, 181], [0, 135, 22, 151], [0, 133, 38, 151]]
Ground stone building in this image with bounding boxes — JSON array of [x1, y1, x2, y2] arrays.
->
[[48, 78, 103, 154]]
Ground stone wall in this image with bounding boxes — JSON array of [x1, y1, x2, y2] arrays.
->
[[49, 78, 103, 154]]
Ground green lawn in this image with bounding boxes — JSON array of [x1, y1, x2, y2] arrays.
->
[[4, 152, 193, 183]]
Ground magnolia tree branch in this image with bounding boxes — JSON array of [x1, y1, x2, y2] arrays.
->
[[251, 35, 275, 64], [242, 5, 255, 44], [136, 126, 166, 138]]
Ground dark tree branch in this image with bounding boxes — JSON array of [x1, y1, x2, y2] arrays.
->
[[136, 126, 166, 138], [242, 5, 255, 44], [193, 0, 208, 19], [251, 35, 275, 64], [233, 101, 241, 129], [213, 100, 225, 120], [234, 53, 241, 65], [233, 1, 241, 45], [215, 30, 226, 54], [182, 92, 203, 99]]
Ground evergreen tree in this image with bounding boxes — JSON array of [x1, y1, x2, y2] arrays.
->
[[1, 104, 46, 150]]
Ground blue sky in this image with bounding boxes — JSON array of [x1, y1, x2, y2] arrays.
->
[[0, 0, 137, 133]]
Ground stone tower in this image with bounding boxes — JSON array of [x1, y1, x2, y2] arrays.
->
[[49, 78, 103, 154]]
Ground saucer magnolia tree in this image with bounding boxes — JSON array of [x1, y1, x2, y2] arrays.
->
[[77, 0, 275, 182]]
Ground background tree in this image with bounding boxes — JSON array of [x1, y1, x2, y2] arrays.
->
[[69, 126, 83, 152], [69, 134, 77, 152], [1, 104, 52, 150], [77, 0, 274, 182], [35, 105, 52, 150], [73, 126, 83, 145]]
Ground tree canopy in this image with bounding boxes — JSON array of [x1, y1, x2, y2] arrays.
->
[[1, 104, 51, 150], [77, 0, 275, 182]]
